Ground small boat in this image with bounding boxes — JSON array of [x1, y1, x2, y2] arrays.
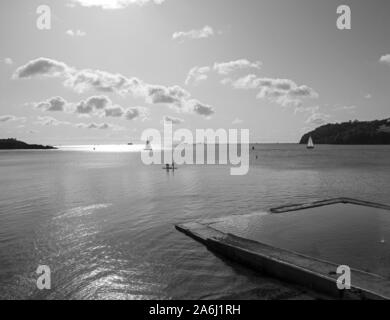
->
[[307, 136, 315, 149], [144, 140, 152, 151]]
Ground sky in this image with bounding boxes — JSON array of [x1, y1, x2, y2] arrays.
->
[[0, 0, 389, 145]]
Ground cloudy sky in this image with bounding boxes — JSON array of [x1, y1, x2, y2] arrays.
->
[[0, 0, 389, 144]]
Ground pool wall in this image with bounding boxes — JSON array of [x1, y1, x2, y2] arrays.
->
[[176, 198, 390, 300]]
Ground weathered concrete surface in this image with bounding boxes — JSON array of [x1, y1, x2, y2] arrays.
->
[[271, 197, 390, 213], [176, 221, 390, 300]]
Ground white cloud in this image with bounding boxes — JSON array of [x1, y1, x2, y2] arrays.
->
[[65, 69, 133, 94], [300, 106, 330, 127], [0, 115, 26, 122], [66, 29, 87, 37], [125, 107, 148, 121], [225, 74, 318, 107], [294, 105, 319, 114], [104, 105, 125, 117], [35, 116, 70, 126], [173, 26, 214, 42], [186, 99, 215, 117], [185, 59, 261, 87], [305, 112, 330, 126], [364, 94, 372, 99], [146, 84, 190, 105], [15, 58, 215, 118], [29, 94, 147, 122], [77, 122, 114, 130], [213, 59, 262, 75], [13, 57, 72, 79], [232, 118, 243, 124], [163, 115, 184, 124], [74, 96, 111, 115], [84, 95, 111, 110], [3, 58, 13, 65], [69, 0, 166, 9], [379, 54, 390, 66], [334, 105, 356, 111], [34, 96, 67, 112], [185, 66, 210, 86]]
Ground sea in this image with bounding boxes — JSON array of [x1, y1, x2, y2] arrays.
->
[[0, 144, 390, 299]]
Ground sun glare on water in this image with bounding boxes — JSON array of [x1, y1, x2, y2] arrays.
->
[[56, 144, 163, 152]]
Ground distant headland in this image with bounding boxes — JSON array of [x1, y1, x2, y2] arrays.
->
[[0, 138, 57, 150], [300, 118, 390, 145]]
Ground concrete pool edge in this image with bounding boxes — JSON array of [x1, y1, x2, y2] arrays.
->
[[175, 220, 390, 300], [270, 197, 390, 214]]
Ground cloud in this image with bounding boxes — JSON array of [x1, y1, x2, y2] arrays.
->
[[29, 93, 148, 123], [125, 107, 147, 120], [379, 54, 390, 66], [334, 105, 356, 111], [146, 84, 190, 105], [173, 26, 214, 42], [3, 58, 13, 65], [13, 57, 72, 79], [104, 105, 125, 117], [15, 57, 214, 118], [0, 115, 26, 122], [224, 74, 318, 107], [213, 59, 262, 75], [163, 115, 184, 124], [103, 105, 148, 120], [35, 116, 122, 131], [221, 74, 258, 89], [186, 99, 215, 117], [31, 95, 111, 116], [84, 95, 111, 109], [0, 115, 15, 122], [301, 106, 330, 127], [294, 105, 319, 114], [75, 95, 111, 115], [65, 69, 134, 94], [364, 94, 372, 99], [69, 0, 166, 9], [75, 102, 94, 115], [66, 29, 87, 37], [35, 116, 70, 126], [185, 59, 261, 87], [34, 96, 67, 112], [305, 112, 331, 126], [77, 122, 113, 130], [232, 118, 243, 124], [185, 66, 211, 86]]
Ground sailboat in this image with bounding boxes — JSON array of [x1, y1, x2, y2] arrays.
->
[[307, 136, 315, 149], [144, 139, 152, 151]]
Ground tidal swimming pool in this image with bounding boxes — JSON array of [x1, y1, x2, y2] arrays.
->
[[210, 202, 390, 278]]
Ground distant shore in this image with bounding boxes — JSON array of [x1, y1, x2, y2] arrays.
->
[[300, 118, 390, 145], [0, 138, 56, 150]]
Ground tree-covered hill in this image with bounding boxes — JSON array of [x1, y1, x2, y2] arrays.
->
[[0, 138, 56, 150], [299, 119, 390, 145]]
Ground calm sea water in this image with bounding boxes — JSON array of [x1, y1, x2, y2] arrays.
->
[[0, 144, 390, 299]]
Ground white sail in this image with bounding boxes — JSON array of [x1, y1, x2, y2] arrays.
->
[[307, 136, 314, 149]]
